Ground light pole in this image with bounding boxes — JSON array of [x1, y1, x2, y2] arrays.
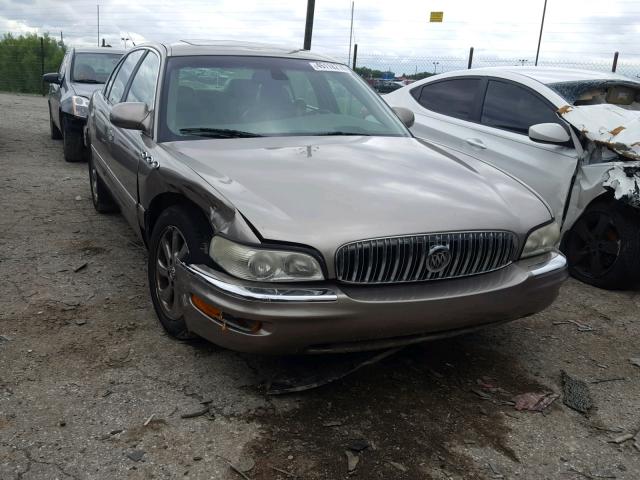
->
[[535, 0, 548, 66], [121, 37, 130, 49], [432, 61, 439, 73], [518, 59, 529, 66]]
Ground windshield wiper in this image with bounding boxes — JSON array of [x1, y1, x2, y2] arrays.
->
[[74, 79, 103, 84], [179, 127, 263, 138]]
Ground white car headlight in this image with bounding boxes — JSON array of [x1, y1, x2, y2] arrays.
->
[[521, 222, 560, 258], [71, 95, 90, 118], [210, 236, 324, 282]]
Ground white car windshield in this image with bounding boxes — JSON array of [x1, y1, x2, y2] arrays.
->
[[158, 55, 410, 140]]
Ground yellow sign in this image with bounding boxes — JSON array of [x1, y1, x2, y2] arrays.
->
[[430, 11, 444, 22]]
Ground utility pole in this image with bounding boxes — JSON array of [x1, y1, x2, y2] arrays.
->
[[535, 0, 547, 66], [303, 0, 315, 50], [97, 4, 100, 47], [60, 31, 64, 46], [347, 1, 354, 66]]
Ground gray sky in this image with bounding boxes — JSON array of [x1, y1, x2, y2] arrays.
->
[[1, 0, 639, 74]]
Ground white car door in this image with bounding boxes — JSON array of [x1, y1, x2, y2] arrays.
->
[[397, 77, 580, 224]]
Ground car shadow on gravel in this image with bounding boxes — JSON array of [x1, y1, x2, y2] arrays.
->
[[239, 333, 552, 480]]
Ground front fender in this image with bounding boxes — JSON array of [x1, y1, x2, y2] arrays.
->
[[138, 143, 260, 244]]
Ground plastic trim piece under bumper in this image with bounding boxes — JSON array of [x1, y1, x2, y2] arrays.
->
[[184, 264, 338, 302]]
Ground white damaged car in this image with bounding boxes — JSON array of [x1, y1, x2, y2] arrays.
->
[[385, 67, 640, 289]]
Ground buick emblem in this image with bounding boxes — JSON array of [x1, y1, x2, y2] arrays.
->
[[426, 245, 451, 272]]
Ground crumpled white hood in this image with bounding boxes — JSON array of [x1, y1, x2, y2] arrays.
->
[[558, 103, 640, 160]]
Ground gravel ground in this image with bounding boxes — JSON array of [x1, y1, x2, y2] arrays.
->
[[1, 92, 639, 480]]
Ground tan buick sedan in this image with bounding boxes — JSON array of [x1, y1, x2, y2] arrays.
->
[[85, 40, 567, 354]]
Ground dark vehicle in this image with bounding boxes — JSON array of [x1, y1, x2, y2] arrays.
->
[[43, 47, 123, 162]]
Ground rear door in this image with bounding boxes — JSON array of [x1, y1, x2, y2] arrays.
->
[[113, 49, 162, 212], [91, 49, 145, 227]]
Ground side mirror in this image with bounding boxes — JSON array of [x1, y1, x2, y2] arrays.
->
[[43, 72, 61, 85], [529, 123, 570, 144], [110, 102, 151, 132], [392, 106, 415, 128]]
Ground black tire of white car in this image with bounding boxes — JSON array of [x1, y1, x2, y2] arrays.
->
[[564, 199, 640, 290], [88, 152, 119, 213], [62, 117, 84, 162], [148, 205, 213, 340], [49, 106, 62, 140]]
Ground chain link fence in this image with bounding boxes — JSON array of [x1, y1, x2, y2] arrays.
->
[[353, 47, 640, 90], [0, 34, 65, 95]]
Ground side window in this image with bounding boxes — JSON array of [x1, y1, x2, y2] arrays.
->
[[481, 80, 560, 135], [104, 59, 122, 97], [125, 52, 160, 108], [107, 50, 145, 105], [417, 78, 481, 121], [59, 52, 70, 76]]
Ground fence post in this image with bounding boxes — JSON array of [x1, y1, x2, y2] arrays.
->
[[352, 44, 358, 70], [612, 51, 619, 72], [40, 37, 45, 96], [467, 47, 474, 69]]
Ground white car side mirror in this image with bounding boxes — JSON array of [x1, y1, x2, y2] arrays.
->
[[392, 106, 415, 128], [528, 123, 570, 144]]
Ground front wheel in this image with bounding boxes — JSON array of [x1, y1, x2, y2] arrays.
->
[[564, 200, 640, 289], [148, 205, 213, 339]]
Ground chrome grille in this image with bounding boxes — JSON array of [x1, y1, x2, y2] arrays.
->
[[335, 231, 518, 284]]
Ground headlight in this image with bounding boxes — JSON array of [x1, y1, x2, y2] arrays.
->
[[521, 222, 560, 258], [210, 236, 324, 282], [71, 95, 90, 117]]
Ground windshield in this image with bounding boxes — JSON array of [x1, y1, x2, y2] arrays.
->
[[72, 52, 122, 84], [158, 55, 410, 141], [549, 80, 640, 109]]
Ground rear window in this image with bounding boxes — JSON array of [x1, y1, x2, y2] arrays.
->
[[416, 78, 481, 121]]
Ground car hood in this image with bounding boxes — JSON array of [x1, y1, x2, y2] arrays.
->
[[558, 103, 640, 160], [161, 136, 551, 256], [70, 82, 104, 98]]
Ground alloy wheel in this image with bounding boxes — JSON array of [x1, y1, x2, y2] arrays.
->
[[155, 226, 189, 320], [568, 211, 621, 279]]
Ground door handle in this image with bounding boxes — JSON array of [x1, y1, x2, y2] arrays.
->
[[465, 138, 487, 149], [140, 151, 159, 169]]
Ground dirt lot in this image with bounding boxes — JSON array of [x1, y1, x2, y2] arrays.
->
[[1, 92, 639, 480]]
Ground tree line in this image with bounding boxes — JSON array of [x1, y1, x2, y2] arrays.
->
[[0, 33, 66, 94]]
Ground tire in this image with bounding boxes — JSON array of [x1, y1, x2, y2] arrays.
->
[[62, 116, 85, 162], [148, 205, 213, 339], [88, 151, 119, 213], [49, 105, 62, 140], [564, 199, 640, 289]]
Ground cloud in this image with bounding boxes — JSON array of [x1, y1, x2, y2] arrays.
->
[[0, 0, 638, 74]]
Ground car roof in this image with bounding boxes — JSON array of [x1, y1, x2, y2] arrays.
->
[[73, 47, 125, 55], [439, 66, 637, 85], [162, 40, 338, 62]]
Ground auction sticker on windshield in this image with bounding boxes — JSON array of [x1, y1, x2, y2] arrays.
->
[[309, 62, 350, 73]]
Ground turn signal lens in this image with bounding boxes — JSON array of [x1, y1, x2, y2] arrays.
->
[[191, 294, 222, 319]]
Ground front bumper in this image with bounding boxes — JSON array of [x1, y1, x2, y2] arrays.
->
[[175, 252, 567, 354]]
